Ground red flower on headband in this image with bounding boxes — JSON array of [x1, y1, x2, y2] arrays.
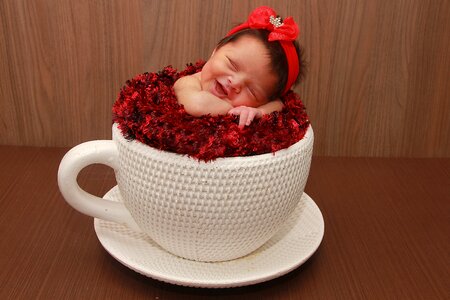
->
[[227, 6, 299, 42]]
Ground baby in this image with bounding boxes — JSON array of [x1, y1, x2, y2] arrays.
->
[[174, 6, 304, 128]]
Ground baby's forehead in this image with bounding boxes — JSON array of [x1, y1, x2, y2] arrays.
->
[[224, 37, 272, 64]]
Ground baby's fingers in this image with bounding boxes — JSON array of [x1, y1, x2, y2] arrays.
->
[[238, 110, 249, 128], [244, 110, 256, 126], [228, 107, 244, 115], [228, 106, 258, 128]]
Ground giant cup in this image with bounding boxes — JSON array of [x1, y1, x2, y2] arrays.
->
[[58, 123, 313, 261]]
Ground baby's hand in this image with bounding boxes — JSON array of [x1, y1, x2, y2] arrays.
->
[[228, 106, 263, 128]]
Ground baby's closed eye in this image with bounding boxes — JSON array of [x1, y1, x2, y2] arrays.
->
[[248, 87, 256, 97], [227, 56, 238, 71]]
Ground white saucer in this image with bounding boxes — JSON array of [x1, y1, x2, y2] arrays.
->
[[94, 186, 324, 288]]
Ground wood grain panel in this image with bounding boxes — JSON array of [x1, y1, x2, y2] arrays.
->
[[0, 0, 144, 146], [300, 0, 450, 156], [0, 0, 449, 157], [143, 0, 232, 71]]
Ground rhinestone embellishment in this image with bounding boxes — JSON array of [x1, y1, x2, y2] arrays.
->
[[269, 15, 283, 28]]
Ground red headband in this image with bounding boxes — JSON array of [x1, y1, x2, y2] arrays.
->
[[226, 6, 300, 95]]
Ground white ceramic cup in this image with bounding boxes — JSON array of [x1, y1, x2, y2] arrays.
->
[[58, 123, 314, 262]]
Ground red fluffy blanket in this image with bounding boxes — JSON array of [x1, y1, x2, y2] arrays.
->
[[112, 61, 310, 161]]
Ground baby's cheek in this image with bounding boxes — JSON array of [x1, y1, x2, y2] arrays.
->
[[231, 94, 256, 108]]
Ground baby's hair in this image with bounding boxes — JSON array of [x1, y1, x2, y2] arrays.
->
[[216, 28, 306, 100]]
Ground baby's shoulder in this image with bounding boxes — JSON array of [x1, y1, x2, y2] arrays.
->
[[175, 72, 201, 90]]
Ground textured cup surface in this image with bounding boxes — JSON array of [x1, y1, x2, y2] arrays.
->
[[113, 123, 314, 261]]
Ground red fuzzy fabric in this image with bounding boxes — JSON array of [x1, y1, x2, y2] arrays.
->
[[112, 61, 310, 161]]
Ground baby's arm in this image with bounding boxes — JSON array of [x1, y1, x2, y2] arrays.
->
[[228, 100, 284, 128], [174, 73, 233, 117]]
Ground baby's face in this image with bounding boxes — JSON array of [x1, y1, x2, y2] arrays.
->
[[200, 35, 278, 107]]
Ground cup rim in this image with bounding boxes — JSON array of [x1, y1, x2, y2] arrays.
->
[[112, 123, 313, 166]]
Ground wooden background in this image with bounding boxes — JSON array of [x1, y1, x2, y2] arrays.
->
[[1, 0, 449, 157]]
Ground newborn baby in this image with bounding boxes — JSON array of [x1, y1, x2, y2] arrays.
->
[[174, 6, 303, 128]]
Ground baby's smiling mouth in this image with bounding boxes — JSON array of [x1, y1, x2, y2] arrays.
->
[[214, 80, 228, 97]]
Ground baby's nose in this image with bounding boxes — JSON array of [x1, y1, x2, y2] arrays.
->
[[228, 75, 244, 93]]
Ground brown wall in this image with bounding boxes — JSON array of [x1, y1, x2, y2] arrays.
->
[[1, 0, 449, 156]]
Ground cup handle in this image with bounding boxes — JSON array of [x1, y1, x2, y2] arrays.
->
[[57, 140, 140, 230]]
